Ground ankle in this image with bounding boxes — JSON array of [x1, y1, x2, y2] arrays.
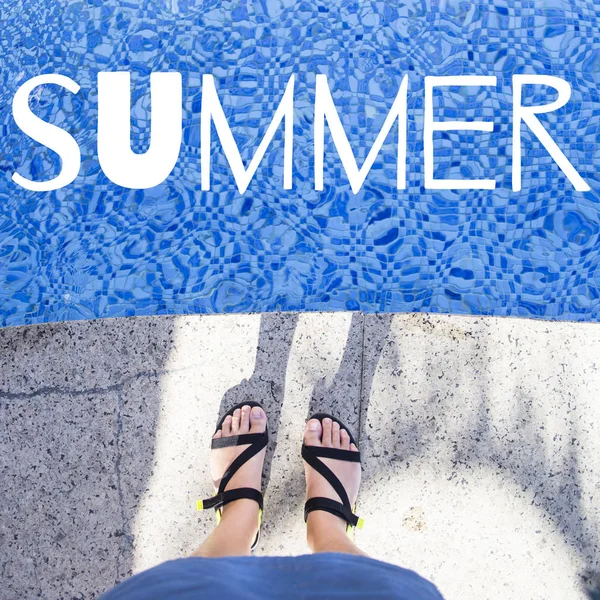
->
[[220, 500, 260, 537], [306, 510, 348, 552]]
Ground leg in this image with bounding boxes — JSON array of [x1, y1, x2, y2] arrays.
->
[[191, 405, 267, 558], [191, 500, 260, 558], [306, 511, 367, 556], [303, 417, 367, 557]]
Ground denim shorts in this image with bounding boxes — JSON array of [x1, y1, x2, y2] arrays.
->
[[100, 552, 445, 599]]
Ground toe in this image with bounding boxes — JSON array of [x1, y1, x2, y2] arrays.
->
[[350, 442, 358, 452], [322, 418, 333, 447], [231, 408, 241, 433], [249, 405, 267, 433], [222, 414, 232, 436], [304, 418, 323, 446], [340, 428, 350, 450], [332, 421, 341, 449], [213, 429, 222, 440], [239, 405, 251, 433]]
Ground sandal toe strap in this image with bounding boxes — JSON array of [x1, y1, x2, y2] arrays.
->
[[304, 445, 361, 462], [211, 431, 267, 449]]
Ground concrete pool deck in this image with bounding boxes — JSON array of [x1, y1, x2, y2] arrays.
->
[[1, 312, 599, 599]]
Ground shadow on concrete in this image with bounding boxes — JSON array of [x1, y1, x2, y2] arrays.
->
[[215, 311, 364, 552], [307, 312, 364, 438], [217, 313, 299, 492], [0, 316, 175, 599], [216, 311, 364, 495], [357, 313, 599, 598]]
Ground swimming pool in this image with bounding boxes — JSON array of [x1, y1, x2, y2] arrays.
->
[[1, 0, 600, 326]]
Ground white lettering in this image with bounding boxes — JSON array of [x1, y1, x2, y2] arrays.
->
[[424, 75, 497, 190], [314, 74, 408, 193], [12, 74, 81, 191], [98, 71, 182, 189], [201, 74, 295, 194], [512, 74, 589, 192]]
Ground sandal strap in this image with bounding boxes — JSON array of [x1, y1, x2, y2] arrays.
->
[[211, 431, 267, 449], [304, 497, 363, 529], [305, 445, 361, 462], [198, 487, 264, 512], [218, 432, 268, 494], [302, 443, 354, 508]]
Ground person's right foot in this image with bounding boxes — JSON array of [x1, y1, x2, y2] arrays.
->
[[303, 416, 361, 532], [211, 404, 267, 515]]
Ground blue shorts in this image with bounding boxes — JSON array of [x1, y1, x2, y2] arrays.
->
[[100, 552, 445, 599]]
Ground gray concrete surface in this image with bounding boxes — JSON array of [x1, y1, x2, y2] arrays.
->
[[0, 313, 598, 599]]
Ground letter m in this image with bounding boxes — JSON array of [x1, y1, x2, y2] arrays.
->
[[201, 74, 295, 193], [314, 74, 408, 194]]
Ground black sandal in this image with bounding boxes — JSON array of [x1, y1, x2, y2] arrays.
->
[[197, 400, 268, 551], [302, 412, 364, 533]]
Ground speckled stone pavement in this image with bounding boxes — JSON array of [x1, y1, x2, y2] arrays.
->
[[1, 313, 599, 599]]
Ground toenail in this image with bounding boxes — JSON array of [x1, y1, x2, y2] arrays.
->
[[309, 420, 319, 430], [324, 418, 331, 424], [252, 407, 262, 417]]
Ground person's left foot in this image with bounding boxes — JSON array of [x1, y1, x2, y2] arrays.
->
[[303, 417, 361, 514], [303, 416, 363, 552], [211, 404, 267, 515]]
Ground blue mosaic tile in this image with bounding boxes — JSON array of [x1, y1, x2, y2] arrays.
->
[[1, 0, 600, 326]]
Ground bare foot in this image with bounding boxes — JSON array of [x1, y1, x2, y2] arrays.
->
[[211, 404, 267, 516]]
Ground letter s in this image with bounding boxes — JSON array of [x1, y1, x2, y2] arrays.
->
[[12, 74, 81, 191]]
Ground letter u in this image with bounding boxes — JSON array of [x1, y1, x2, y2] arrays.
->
[[98, 71, 182, 189]]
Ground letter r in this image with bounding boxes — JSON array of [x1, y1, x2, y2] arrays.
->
[[512, 75, 589, 192]]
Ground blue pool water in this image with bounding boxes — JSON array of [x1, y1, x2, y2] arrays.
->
[[1, 0, 600, 327]]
